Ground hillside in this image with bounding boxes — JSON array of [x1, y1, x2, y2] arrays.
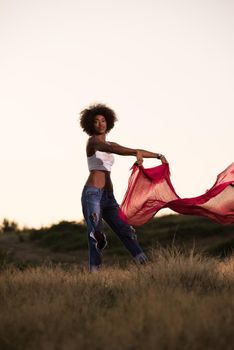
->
[[1, 214, 234, 268]]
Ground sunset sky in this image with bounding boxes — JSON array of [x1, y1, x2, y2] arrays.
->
[[0, 0, 233, 228]]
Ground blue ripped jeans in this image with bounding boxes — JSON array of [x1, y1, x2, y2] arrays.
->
[[81, 186, 148, 271]]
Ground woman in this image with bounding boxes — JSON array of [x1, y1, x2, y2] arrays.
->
[[80, 103, 167, 272]]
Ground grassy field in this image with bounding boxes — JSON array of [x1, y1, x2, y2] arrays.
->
[[0, 248, 234, 350], [0, 215, 234, 349]]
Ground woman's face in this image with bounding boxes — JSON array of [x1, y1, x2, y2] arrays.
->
[[93, 115, 107, 134]]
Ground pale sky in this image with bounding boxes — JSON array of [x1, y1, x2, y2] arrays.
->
[[0, 0, 233, 228]]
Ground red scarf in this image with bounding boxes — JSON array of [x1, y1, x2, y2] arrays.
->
[[119, 162, 234, 226]]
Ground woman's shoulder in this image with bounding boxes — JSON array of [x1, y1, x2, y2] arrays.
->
[[88, 136, 113, 146], [86, 136, 109, 155], [86, 137, 95, 156]]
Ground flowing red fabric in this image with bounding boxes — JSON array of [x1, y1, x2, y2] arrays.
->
[[119, 162, 234, 226]]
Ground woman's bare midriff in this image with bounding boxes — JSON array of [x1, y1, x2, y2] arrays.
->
[[85, 170, 113, 190]]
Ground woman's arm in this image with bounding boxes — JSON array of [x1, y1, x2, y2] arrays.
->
[[90, 139, 167, 164], [110, 142, 168, 163], [91, 139, 158, 157]]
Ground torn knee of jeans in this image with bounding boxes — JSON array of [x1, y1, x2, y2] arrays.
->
[[115, 222, 138, 240], [90, 212, 98, 223], [89, 230, 103, 241], [89, 230, 107, 251], [89, 230, 97, 242], [90, 230, 100, 241], [121, 225, 137, 240], [130, 226, 137, 240]]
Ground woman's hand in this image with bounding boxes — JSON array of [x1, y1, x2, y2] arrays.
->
[[161, 155, 168, 164], [136, 150, 143, 166], [157, 154, 168, 164]]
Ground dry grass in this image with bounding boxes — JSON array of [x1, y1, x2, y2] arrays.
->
[[0, 248, 234, 350]]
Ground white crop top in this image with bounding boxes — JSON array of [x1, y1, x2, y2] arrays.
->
[[87, 151, 115, 172]]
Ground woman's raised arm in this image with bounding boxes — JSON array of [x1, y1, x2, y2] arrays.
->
[[90, 139, 168, 164]]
